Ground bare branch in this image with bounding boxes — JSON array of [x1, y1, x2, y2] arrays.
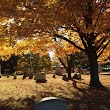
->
[[58, 57, 67, 70], [60, 26, 79, 33], [54, 34, 85, 52], [96, 36, 108, 51], [97, 40, 110, 58], [94, 0, 108, 27], [78, 32, 89, 52]]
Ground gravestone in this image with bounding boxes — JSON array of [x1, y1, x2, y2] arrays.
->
[[82, 69, 88, 74], [98, 64, 102, 73], [13, 72, 17, 79], [0, 66, 1, 78], [26, 67, 34, 79], [55, 66, 62, 75], [73, 72, 81, 80], [35, 97, 68, 110], [35, 72, 47, 83], [4, 69, 10, 78], [62, 74, 69, 81], [79, 68, 83, 74], [53, 73, 56, 78]]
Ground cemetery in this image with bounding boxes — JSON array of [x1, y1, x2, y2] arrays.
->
[[0, 73, 110, 110], [0, 0, 110, 110], [0, 54, 110, 110]]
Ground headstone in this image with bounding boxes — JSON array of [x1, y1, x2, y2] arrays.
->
[[0, 66, 2, 78], [4, 69, 10, 77], [79, 68, 83, 74], [60, 66, 66, 73], [13, 75, 17, 79], [55, 66, 62, 75], [26, 67, 34, 79], [36, 72, 47, 83], [83, 69, 88, 74], [73, 72, 81, 80], [53, 73, 56, 78], [98, 64, 102, 73], [13, 72, 17, 79], [4, 69, 10, 74], [35, 97, 68, 110], [62, 74, 69, 81], [86, 71, 90, 74]]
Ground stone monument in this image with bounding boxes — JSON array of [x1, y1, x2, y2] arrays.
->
[[35, 97, 68, 110]]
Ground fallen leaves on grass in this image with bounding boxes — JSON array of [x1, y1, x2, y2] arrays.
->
[[0, 74, 110, 110]]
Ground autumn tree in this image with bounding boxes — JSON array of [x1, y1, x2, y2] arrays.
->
[[48, 0, 110, 88], [17, 53, 52, 73], [98, 44, 110, 63], [0, 34, 54, 75], [54, 36, 81, 79], [53, 1, 110, 89], [58, 52, 88, 79], [56, 42, 88, 79], [0, 0, 110, 88]]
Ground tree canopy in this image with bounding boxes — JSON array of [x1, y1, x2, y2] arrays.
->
[[0, 0, 109, 56], [0, 0, 110, 88]]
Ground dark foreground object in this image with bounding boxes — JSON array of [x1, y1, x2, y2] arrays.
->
[[36, 79, 47, 83], [35, 97, 68, 110], [73, 72, 81, 80]]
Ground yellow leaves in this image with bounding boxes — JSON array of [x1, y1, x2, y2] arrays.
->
[[0, 29, 81, 62], [0, 46, 13, 55], [98, 44, 110, 62], [15, 40, 30, 55], [96, 34, 110, 63], [0, 38, 15, 60], [0, 38, 6, 46], [20, 61, 28, 68], [44, 0, 59, 6], [14, 37, 54, 56], [16, 5, 26, 11], [55, 42, 80, 58], [0, 46, 14, 61], [1, 56, 10, 61], [53, 29, 83, 58], [0, 35, 55, 61]]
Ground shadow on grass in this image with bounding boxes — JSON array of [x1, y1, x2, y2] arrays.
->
[[70, 79, 110, 110], [0, 80, 110, 110], [0, 92, 57, 110], [0, 96, 36, 110], [100, 73, 110, 75]]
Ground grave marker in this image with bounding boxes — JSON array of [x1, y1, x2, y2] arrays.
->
[[35, 97, 68, 110]]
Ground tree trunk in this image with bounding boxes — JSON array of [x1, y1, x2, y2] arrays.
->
[[89, 53, 104, 89], [67, 54, 73, 79], [72, 65, 75, 73], [59, 55, 73, 79], [67, 68, 72, 79]]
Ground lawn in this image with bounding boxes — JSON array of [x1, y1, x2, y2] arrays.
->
[[0, 73, 110, 110]]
